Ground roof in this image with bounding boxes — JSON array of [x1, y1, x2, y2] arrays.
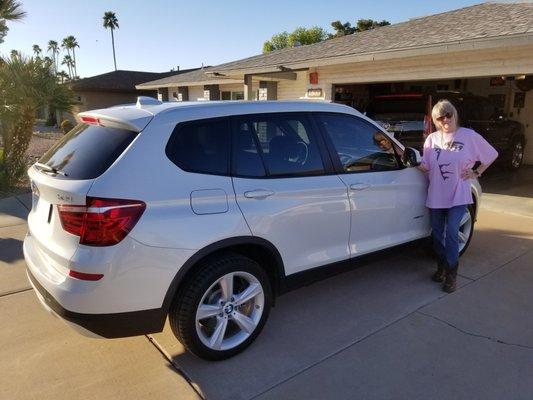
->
[[210, 2, 533, 73], [136, 68, 242, 89], [70, 68, 200, 92]]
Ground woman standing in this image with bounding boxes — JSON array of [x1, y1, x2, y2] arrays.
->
[[419, 100, 498, 293]]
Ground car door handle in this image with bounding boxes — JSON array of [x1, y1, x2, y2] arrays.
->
[[350, 183, 371, 191], [244, 190, 275, 199]]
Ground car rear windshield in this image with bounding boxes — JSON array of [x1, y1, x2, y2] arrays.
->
[[366, 98, 426, 120], [38, 123, 138, 180]]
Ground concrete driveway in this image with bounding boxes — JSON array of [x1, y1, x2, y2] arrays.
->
[[1, 167, 531, 400]]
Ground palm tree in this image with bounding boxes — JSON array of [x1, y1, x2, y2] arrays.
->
[[62, 36, 79, 79], [32, 44, 42, 57], [0, 0, 26, 19], [61, 55, 74, 80], [0, 0, 26, 43], [47, 40, 59, 73], [102, 11, 119, 71], [57, 70, 69, 83]]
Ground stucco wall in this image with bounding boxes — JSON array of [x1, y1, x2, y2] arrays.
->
[[277, 71, 309, 100]]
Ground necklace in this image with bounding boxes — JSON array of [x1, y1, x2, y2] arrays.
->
[[439, 130, 456, 149]]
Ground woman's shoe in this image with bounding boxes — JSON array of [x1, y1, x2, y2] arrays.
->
[[431, 261, 446, 283], [442, 267, 458, 293]]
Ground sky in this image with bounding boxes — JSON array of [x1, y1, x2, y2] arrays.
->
[[1, 0, 487, 78]]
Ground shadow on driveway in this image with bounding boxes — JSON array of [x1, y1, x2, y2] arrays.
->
[[0, 237, 24, 264]]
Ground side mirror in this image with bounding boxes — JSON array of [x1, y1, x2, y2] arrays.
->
[[402, 147, 422, 167]]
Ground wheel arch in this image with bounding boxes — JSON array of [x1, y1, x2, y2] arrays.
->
[[161, 237, 285, 315]]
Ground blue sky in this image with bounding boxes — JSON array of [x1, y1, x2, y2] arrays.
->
[[1, 0, 483, 77]]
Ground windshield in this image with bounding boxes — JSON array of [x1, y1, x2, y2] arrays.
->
[[38, 123, 137, 180]]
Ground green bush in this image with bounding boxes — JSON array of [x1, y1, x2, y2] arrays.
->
[[60, 119, 74, 134]]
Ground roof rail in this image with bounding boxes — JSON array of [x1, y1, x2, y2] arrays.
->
[[136, 96, 162, 108]]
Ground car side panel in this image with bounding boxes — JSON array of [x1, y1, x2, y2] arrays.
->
[[86, 120, 252, 250]]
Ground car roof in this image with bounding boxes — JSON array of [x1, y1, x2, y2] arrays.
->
[[79, 99, 362, 132]]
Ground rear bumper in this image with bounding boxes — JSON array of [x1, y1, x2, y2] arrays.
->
[[26, 267, 165, 338]]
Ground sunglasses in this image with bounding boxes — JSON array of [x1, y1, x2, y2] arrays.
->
[[436, 113, 453, 122]]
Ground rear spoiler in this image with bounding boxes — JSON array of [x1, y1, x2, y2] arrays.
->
[[78, 107, 154, 133]]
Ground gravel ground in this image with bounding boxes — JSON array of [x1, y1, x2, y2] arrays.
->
[[26, 123, 64, 164], [0, 121, 64, 198]]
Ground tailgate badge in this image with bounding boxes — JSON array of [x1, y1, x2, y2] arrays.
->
[[56, 193, 73, 203]]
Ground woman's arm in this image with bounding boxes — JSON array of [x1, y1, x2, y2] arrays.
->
[[461, 131, 499, 180], [461, 163, 491, 180]]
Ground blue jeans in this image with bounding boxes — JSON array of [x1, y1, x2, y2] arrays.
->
[[430, 205, 467, 269]]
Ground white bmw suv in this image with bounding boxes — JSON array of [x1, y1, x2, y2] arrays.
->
[[24, 98, 480, 360]]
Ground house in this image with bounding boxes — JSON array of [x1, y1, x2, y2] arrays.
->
[[136, 2, 533, 163], [65, 68, 199, 121]]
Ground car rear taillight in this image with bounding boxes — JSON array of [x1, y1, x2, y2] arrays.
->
[[58, 197, 146, 246]]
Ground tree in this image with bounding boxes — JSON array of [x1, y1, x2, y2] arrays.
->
[[355, 19, 390, 31], [263, 26, 328, 53], [32, 44, 42, 57], [47, 40, 59, 73], [57, 70, 69, 83], [330, 18, 390, 38], [62, 35, 79, 79], [0, 54, 74, 186], [330, 20, 356, 37], [61, 54, 74, 80], [103, 11, 119, 70], [0, 0, 26, 43]]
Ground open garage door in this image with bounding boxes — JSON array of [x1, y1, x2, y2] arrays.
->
[[333, 76, 532, 168]]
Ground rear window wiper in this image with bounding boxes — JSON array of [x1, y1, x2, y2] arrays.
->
[[34, 162, 69, 177]]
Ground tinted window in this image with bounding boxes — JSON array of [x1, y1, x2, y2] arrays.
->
[[38, 123, 137, 180], [232, 122, 266, 177], [235, 114, 325, 177], [318, 114, 400, 172], [166, 119, 230, 175]]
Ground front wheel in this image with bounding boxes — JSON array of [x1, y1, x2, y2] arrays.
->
[[169, 253, 272, 361], [458, 204, 475, 256]]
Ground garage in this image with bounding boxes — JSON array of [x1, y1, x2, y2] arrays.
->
[[332, 75, 532, 170]]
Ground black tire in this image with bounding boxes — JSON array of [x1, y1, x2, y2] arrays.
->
[[507, 137, 524, 170], [459, 204, 475, 256], [169, 252, 272, 361]]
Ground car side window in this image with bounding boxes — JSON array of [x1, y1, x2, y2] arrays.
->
[[166, 118, 230, 175], [317, 113, 400, 173], [233, 114, 325, 177], [232, 120, 266, 177]]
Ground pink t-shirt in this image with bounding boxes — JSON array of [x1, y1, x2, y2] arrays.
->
[[421, 127, 498, 209]]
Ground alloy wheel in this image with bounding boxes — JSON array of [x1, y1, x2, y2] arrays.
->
[[458, 209, 472, 253], [195, 271, 265, 351]]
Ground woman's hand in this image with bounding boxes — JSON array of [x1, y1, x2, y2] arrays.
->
[[461, 169, 478, 180]]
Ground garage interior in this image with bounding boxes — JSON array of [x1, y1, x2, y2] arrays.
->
[[332, 75, 533, 166]]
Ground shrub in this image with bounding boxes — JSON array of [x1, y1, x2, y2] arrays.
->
[[60, 119, 74, 133], [0, 54, 75, 186]]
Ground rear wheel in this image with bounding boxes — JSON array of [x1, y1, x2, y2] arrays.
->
[[169, 253, 272, 361]]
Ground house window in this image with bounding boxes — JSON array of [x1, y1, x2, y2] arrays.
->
[[221, 91, 231, 100], [232, 91, 244, 100]]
